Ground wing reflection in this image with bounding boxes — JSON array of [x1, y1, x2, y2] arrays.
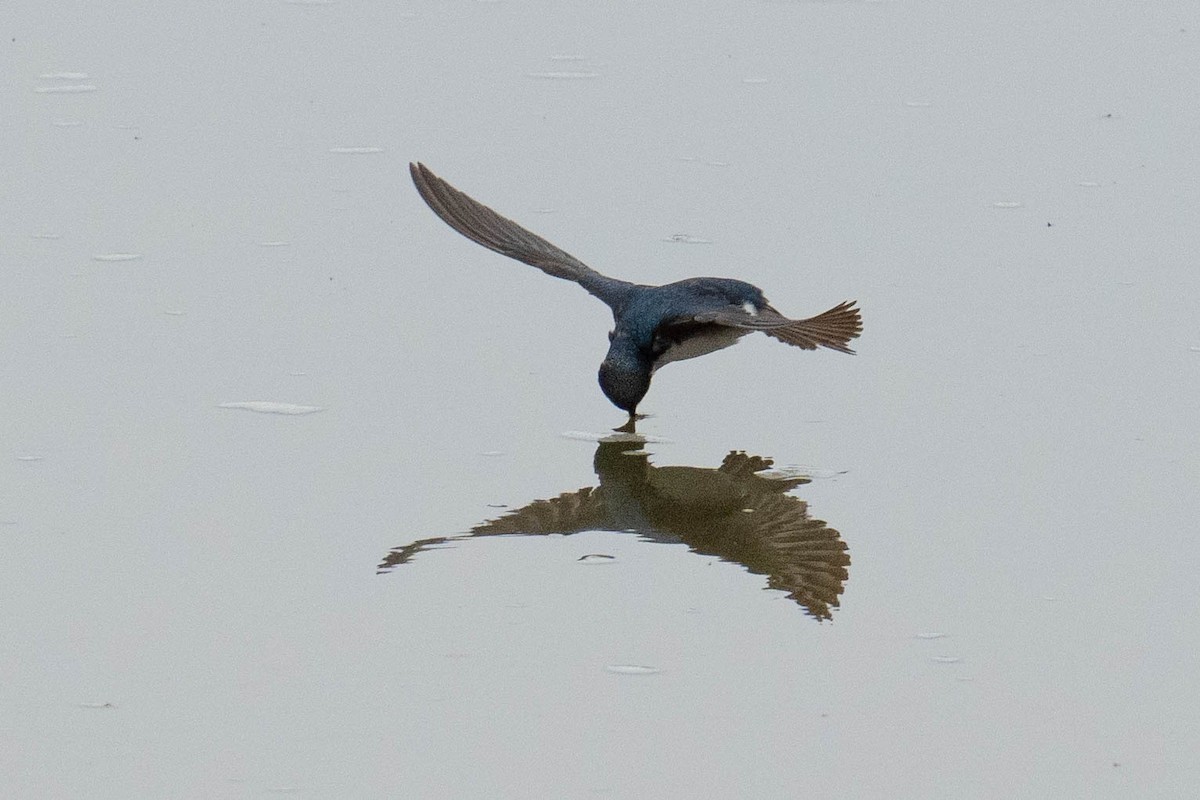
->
[[379, 433, 850, 620]]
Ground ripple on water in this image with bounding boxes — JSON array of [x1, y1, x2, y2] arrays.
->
[[218, 401, 323, 415], [605, 665, 661, 676], [561, 430, 672, 444], [664, 234, 713, 245], [754, 465, 846, 480], [526, 71, 599, 80], [92, 253, 143, 262], [34, 84, 97, 94]]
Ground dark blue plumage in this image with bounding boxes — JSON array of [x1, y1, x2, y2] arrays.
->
[[410, 163, 861, 416]]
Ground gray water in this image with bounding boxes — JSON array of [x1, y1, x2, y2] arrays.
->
[[4, 1, 1198, 797]]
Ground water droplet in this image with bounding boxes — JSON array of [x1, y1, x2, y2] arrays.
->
[[34, 84, 97, 94], [218, 402, 323, 415], [605, 664, 661, 675], [329, 146, 384, 154], [992, 201, 1023, 209], [92, 253, 142, 262]]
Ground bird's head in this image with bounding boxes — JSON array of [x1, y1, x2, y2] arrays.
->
[[598, 333, 653, 415]]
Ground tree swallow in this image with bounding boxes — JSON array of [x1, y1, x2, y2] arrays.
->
[[410, 162, 861, 416]]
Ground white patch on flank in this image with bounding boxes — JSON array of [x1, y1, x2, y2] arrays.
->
[[742, 301, 758, 316], [654, 327, 747, 368]]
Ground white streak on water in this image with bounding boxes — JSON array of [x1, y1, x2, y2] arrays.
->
[[35, 84, 97, 94], [605, 665, 661, 675], [92, 253, 142, 262], [562, 430, 671, 444], [526, 71, 599, 80], [218, 402, 324, 415]]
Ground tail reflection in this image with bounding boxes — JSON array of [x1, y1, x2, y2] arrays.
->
[[379, 433, 851, 620]]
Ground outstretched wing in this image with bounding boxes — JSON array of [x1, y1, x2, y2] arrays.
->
[[410, 162, 634, 308], [690, 300, 862, 354]]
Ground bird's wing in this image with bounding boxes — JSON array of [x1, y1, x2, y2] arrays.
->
[[375, 487, 608, 574], [410, 162, 634, 308], [742, 492, 850, 620], [690, 300, 862, 354]]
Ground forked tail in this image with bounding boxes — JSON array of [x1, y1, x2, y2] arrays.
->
[[764, 301, 862, 354]]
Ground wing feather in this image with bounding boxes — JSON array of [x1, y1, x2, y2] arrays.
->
[[410, 162, 633, 307]]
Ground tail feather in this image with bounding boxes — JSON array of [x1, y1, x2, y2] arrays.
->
[[765, 301, 862, 354]]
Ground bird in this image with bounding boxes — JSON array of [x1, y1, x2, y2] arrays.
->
[[409, 162, 861, 416]]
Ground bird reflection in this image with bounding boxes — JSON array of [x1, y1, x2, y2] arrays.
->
[[379, 428, 851, 620]]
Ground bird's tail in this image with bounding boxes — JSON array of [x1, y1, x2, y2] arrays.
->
[[765, 301, 862, 354]]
